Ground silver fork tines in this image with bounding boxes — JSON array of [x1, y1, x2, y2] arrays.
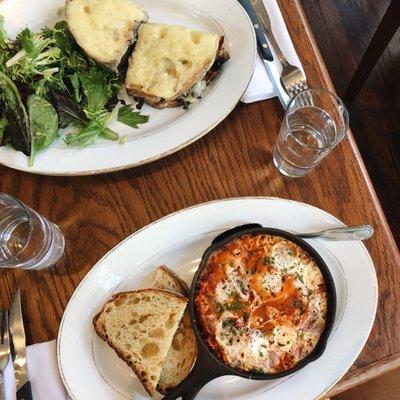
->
[[0, 310, 11, 400], [252, 0, 309, 99]]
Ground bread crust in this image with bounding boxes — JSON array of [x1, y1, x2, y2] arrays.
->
[[152, 266, 197, 394], [126, 36, 227, 108], [93, 289, 188, 397], [157, 265, 190, 294]]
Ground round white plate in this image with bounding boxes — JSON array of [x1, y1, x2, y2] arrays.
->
[[58, 197, 378, 400], [0, 0, 256, 175]]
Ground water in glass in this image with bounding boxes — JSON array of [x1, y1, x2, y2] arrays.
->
[[273, 89, 349, 177], [0, 194, 65, 270]]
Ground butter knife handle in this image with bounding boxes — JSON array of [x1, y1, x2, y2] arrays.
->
[[16, 381, 33, 400], [237, 0, 273, 61]]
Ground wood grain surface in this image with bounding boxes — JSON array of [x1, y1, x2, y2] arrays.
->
[[0, 0, 399, 397]]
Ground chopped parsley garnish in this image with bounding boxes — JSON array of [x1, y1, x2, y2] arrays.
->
[[282, 268, 288, 274], [216, 302, 225, 313], [222, 319, 233, 329], [259, 351, 264, 357], [263, 256, 271, 265], [296, 272, 304, 284], [226, 301, 243, 311]]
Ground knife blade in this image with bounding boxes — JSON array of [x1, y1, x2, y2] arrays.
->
[[10, 289, 33, 400], [237, 0, 273, 62]]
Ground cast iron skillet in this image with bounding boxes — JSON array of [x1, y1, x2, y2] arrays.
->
[[163, 224, 337, 400]]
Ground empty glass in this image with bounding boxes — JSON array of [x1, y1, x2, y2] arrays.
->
[[273, 88, 349, 177], [0, 194, 65, 270]]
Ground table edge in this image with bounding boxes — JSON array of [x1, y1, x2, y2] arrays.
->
[[323, 352, 400, 397]]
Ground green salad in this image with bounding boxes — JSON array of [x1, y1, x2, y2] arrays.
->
[[0, 17, 149, 166]]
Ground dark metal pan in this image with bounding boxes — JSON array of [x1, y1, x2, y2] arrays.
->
[[163, 224, 337, 400]]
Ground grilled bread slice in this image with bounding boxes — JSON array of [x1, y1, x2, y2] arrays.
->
[[93, 289, 187, 397], [125, 23, 228, 108], [152, 265, 189, 294], [151, 266, 197, 393], [66, 0, 148, 70]]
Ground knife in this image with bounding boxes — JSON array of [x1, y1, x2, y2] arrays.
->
[[10, 290, 33, 400], [237, 0, 273, 62], [238, 0, 289, 107]]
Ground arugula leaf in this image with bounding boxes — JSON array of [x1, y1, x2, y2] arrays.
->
[[68, 73, 81, 103], [79, 68, 118, 115], [0, 70, 30, 155], [0, 16, 11, 69], [117, 106, 149, 129], [64, 113, 118, 147], [0, 16, 8, 47], [17, 28, 39, 57], [28, 94, 59, 165], [50, 89, 87, 128], [0, 117, 7, 140]]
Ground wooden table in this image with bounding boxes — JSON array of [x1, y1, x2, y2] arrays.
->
[[0, 0, 399, 397]]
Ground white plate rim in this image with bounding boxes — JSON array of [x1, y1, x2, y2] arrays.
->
[[0, 0, 257, 176], [57, 196, 378, 400]]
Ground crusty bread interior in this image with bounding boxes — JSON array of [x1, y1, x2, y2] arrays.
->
[[93, 289, 187, 397], [151, 266, 198, 393], [125, 23, 223, 106], [66, 0, 148, 69]]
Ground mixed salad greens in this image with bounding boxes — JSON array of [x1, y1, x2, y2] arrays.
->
[[0, 17, 149, 165]]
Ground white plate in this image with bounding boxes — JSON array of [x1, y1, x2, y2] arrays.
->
[[0, 0, 256, 176], [58, 197, 378, 400]]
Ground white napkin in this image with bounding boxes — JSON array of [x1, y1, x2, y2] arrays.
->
[[3, 340, 68, 400], [241, 0, 304, 104]]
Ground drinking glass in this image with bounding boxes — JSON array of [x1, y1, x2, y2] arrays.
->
[[0, 194, 65, 270], [273, 88, 349, 177]]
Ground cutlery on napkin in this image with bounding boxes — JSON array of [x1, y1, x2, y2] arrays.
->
[[3, 341, 68, 400], [242, 0, 305, 103]]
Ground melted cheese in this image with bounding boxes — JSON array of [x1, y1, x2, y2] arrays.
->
[[126, 23, 221, 100], [67, 0, 148, 68], [196, 234, 328, 374], [271, 241, 298, 270]]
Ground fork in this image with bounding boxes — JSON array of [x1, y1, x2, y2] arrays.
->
[[255, 4, 308, 97], [0, 310, 10, 400]]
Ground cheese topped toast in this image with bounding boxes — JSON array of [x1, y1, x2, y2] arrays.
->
[[125, 23, 228, 108], [66, 0, 148, 69]]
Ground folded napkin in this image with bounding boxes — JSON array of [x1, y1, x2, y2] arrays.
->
[[241, 0, 304, 104], [3, 340, 68, 400]]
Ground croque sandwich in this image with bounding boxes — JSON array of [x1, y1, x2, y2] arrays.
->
[[66, 0, 148, 70], [125, 23, 229, 108]]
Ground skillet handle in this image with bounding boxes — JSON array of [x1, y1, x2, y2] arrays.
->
[[212, 223, 263, 245], [162, 346, 227, 400]]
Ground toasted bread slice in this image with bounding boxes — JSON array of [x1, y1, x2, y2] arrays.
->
[[66, 0, 148, 70], [152, 266, 198, 393], [125, 23, 226, 108], [93, 289, 187, 397], [152, 265, 189, 294]]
